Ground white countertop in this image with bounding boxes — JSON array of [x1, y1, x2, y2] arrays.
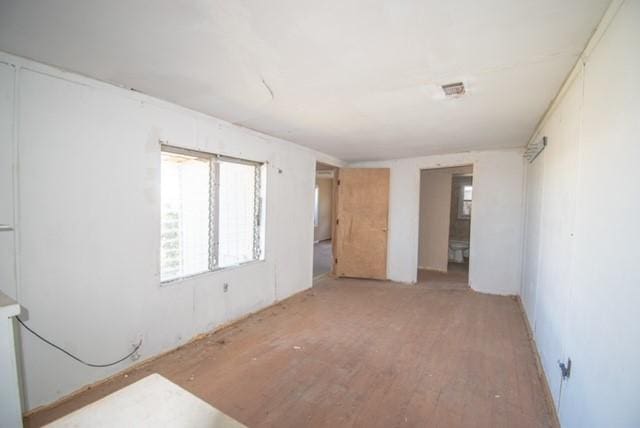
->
[[0, 291, 20, 319], [45, 374, 247, 428]]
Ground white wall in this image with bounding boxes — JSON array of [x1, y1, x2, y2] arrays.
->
[[0, 52, 343, 411], [354, 149, 524, 294], [520, 1, 640, 426], [0, 62, 16, 300]]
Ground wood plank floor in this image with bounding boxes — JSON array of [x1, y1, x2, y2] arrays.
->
[[25, 277, 558, 428]]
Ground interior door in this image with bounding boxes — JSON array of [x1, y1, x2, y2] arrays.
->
[[334, 168, 390, 279]]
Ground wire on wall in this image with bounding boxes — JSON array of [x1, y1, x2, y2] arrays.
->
[[16, 316, 142, 368]]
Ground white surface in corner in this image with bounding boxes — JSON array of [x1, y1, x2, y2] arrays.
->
[[45, 374, 246, 428], [0, 291, 20, 319], [0, 291, 22, 428]]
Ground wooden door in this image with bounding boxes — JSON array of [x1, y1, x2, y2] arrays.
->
[[334, 168, 390, 279]]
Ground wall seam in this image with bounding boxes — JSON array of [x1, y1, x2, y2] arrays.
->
[[11, 65, 21, 303], [0, 51, 346, 169], [556, 57, 588, 422], [525, 0, 627, 147]]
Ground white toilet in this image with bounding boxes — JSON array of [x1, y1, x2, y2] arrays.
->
[[448, 240, 469, 263]]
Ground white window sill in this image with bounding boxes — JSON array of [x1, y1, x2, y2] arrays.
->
[[160, 259, 266, 287]]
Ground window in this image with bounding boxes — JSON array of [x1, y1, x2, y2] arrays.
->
[[458, 184, 472, 219], [160, 146, 265, 283], [313, 185, 319, 227]]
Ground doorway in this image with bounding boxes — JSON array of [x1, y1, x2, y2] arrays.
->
[[313, 162, 336, 278], [417, 165, 473, 289]]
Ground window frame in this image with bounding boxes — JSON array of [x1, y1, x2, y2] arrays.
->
[[457, 183, 473, 220], [313, 184, 320, 227], [160, 144, 266, 285]]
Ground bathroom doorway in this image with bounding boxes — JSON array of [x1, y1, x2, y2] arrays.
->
[[417, 165, 473, 289]]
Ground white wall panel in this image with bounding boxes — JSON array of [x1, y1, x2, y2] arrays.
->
[[354, 149, 525, 295], [521, 1, 640, 426], [0, 52, 343, 410], [0, 63, 16, 300]]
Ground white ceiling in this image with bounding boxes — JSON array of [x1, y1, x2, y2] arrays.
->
[[0, 0, 610, 161]]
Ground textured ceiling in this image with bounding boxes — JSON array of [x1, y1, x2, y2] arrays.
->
[[0, 0, 610, 161]]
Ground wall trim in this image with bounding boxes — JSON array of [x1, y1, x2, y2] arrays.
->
[[526, 0, 626, 147], [0, 51, 346, 169], [515, 296, 561, 427]]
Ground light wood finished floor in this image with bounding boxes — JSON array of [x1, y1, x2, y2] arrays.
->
[[26, 277, 557, 428]]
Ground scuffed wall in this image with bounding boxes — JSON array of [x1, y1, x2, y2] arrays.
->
[[0, 52, 343, 411]]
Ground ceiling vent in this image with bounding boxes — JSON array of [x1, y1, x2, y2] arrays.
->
[[441, 82, 465, 97]]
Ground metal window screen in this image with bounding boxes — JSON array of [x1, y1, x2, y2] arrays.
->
[[160, 146, 265, 283], [217, 160, 259, 267], [160, 151, 211, 281]]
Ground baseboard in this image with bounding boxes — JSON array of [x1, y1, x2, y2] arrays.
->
[[22, 286, 312, 418], [515, 296, 561, 427]]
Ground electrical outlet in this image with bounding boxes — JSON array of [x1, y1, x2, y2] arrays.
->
[[130, 334, 143, 362], [130, 346, 140, 362], [558, 358, 571, 380]]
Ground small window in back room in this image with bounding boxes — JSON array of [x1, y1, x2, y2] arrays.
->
[[160, 146, 265, 283], [313, 185, 320, 227], [459, 185, 473, 219]]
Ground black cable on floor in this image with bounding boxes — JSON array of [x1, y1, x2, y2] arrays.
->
[[16, 316, 142, 368]]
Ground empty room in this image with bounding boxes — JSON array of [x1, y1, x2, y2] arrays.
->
[[0, 1, 638, 427]]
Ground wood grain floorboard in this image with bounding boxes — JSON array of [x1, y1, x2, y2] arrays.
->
[[24, 277, 558, 428]]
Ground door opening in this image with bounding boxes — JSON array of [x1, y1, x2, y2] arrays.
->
[[417, 165, 473, 289], [313, 162, 336, 279]]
